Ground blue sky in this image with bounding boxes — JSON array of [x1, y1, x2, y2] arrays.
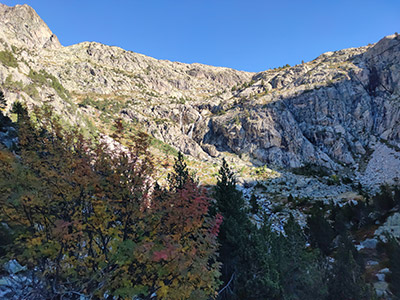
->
[[2, 0, 400, 72]]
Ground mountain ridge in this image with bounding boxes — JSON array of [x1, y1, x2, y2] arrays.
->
[[0, 3, 400, 188]]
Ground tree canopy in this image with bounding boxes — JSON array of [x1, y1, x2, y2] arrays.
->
[[0, 105, 221, 299]]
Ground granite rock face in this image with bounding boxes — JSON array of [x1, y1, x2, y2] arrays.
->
[[0, 4, 399, 186], [204, 35, 400, 173], [0, 4, 61, 49]]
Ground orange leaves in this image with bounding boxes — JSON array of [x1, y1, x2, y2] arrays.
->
[[141, 180, 221, 299], [0, 106, 221, 299]]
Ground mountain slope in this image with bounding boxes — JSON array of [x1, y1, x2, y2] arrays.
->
[[0, 3, 399, 187]]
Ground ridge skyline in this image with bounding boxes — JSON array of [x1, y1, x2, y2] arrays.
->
[[1, 0, 399, 72]]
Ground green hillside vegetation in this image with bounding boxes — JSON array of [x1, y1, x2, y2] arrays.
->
[[0, 50, 18, 68]]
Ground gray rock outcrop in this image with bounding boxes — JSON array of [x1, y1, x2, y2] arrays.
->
[[0, 3, 399, 187], [0, 4, 61, 49]]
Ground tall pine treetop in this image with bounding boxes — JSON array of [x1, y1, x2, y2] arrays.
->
[[168, 151, 193, 190], [0, 90, 5, 110], [217, 158, 236, 189]]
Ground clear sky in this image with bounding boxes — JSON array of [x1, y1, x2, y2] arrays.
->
[[2, 0, 400, 72]]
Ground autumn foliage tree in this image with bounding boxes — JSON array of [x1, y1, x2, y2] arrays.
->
[[0, 105, 221, 299]]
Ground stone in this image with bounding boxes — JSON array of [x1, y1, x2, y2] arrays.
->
[[366, 260, 379, 266], [376, 273, 385, 281], [201, 143, 219, 157], [0, 4, 61, 49], [4, 260, 26, 274], [373, 281, 389, 297], [375, 213, 400, 241], [379, 268, 390, 274], [360, 238, 378, 249]]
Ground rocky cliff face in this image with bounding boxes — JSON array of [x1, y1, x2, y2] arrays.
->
[[0, 4, 61, 49], [0, 3, 399, 186], [204, 36, 400, 174]]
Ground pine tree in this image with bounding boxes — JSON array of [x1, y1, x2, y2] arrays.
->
[[214, 160, 330, 300], [0, 90, 6, 110], [0, 90, 12, 129], [276, 215, 329, 300], [215, 158, 244, 217], [373, 184, 395, 213], [387, 237, 400, 298], [307, 207, 335, 255], [10, 101, 27, 123], [328, 233, 375, 300], [215, 159, 283, 300], [214, 158, 252, 298], [235, 223, 281, 300], [394, 186, 400, 206], [167, 151, 192, 190], [249, 193, 260, 214]]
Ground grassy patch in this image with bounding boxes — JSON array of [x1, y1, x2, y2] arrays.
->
[[79, 114, 99, 139], [79, 96, 125, 114], [28, 69, 69, 101], [23, 84, 39, 99], [0, 50, 18, 68], [4, 75, 23, 91], [150, 138, 178, 156]]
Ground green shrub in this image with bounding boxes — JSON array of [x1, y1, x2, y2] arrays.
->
[[292, 163, 331, 177], [78, 96, 93, 108], [28, 69, 69, 100], [373, 185, 395, 213], [150, 137, 178, 156], [23, 84, 39, 99], [327, 174, 341, 185], [0, 50, 18, 68], [4, 75, 23, 91]]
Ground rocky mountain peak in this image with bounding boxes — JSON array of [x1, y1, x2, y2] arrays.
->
[[365, 33, 400, 59], [0, 3, 61, 49], [0, 3, 399, 189]]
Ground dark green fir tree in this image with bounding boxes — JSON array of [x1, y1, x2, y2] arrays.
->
[[328, 233, 376, 300], [167, 151, 192, 190], [0, 90, 6, 111]]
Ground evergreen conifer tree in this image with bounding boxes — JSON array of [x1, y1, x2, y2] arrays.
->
[[0, 90, 11, 128], [214, 158, 250, 298], [10, 101, 27, 123], [307, 207, 335, 255], [249, 193, 260, 214], [394, 186, 400, 206], [234, 223, 281, 300], [167, 151, 192, 190], [328, 233, 375, 300], [276, 215, 329, 300], [0, 90, 6, 110], [214, 159, 281, 300], [388, 237, 400, 298]]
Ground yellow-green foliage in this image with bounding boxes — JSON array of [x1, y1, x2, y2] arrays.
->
[[0, 50, 18, 68], [150, 137, 178, 156], [28, 69, 69, 100], [23, 84, 39, 99], [4, 75, 23, 91], [0, 107, 221, 299], [3, 75, 39, 99]]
